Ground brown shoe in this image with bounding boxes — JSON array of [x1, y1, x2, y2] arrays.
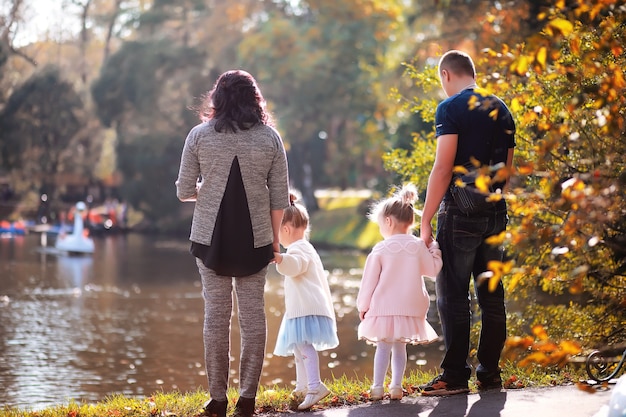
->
[[420, 375, 469, 396], [233, 396, 255, 417], [202, 399, 227, 417]]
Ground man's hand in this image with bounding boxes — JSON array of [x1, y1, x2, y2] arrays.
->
[[421, 221, 433, 247]]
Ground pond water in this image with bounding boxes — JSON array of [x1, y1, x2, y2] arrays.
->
[[0, 233, 444, 410]]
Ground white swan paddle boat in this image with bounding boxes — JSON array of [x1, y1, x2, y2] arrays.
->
[[55, 202, 95, 254]]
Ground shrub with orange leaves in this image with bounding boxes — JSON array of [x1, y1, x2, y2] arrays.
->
[[390, 0, 625, 364]]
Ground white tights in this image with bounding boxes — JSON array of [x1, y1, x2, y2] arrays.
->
[[293, 342, 321, 391], [372, 341, 407, 388]]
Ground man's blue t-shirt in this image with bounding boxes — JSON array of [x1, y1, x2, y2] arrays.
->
[[435, 87, 516, 190]]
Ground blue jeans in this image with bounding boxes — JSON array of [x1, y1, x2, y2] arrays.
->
[[435, 199, 508, 383]]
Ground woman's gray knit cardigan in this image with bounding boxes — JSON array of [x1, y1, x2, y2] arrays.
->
[[175, 120, 290, 248]]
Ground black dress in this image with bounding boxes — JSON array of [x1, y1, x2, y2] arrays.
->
[[190, 157, 273, 277]]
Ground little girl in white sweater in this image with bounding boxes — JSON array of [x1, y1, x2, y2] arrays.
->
[[273, 192, 339, 410]]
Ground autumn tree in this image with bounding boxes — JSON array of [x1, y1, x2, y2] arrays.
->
[[0, 66, 90, 213], [389, 0, 626, 362], [91, 39, 204, 225], [237, 0, 407, 207]]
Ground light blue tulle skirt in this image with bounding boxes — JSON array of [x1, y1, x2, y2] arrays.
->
[[273, 315, 339, 356]]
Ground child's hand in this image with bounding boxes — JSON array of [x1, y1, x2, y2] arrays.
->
[[273, 252, 283, 264], [359, 310, 367, 321]]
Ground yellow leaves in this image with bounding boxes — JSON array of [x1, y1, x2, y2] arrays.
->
[[546, 18, 574, 37], [570, 36, 581, 55], [452, 165, 469, 176], [468, 94, 480, 110], [532, 324, 549, 341], [507, 326, 582, 369], [613, 65, 626, 89], [517, 352, 548, 367], [535, 46, 548, 70], [511, 55, 530, 76], [468, 156, 482, 168], [559, 340, 583, 356], [560, 177, 586, 202], [474, 173, 491, 193], [516, 162, 534, 176], [485, 231, 506, 246], [611, 44, 624, 59], [510, 97, 522, 113], [486, 193, 503, 203], [568, 265, 589, 295], [476, 260, 514, 292], [506, 335, 534, 350]]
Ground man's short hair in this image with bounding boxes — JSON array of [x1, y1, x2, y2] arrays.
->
[[439, 50, 476, 78]]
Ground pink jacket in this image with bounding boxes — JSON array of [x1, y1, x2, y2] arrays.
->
[[357, 234, 442, 318]]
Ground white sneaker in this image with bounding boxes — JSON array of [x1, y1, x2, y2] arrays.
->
[[298, 383, 331, 410], [389, 385, 403, 400], [369, 386, 384, 401]]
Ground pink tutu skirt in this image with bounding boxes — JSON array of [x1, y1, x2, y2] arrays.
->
[[358, 315, 438, 345]]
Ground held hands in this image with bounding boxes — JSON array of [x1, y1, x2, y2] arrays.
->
[[420, 222, 433, 247], [273, 252, 283, 264]]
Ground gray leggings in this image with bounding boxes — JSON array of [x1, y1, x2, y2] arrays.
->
[[196, 259, 267, 400]]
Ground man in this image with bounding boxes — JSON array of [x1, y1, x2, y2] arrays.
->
[[419, 50, 516, 395]]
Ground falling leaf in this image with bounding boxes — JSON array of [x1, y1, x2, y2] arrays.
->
[[488, 274, 501, 292], [469, 156, 482, 168], [468, 95, 481, 110], [485, 231, 507, 245], [475, 174, 491, 193], [486, 193, 502, 203], [453, 165, 469, 175]]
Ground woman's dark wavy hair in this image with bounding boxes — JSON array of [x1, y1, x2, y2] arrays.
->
[[197, 70, 274, 133]]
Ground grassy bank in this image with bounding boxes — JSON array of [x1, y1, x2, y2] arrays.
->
[[309, 189, 381, 250], [0, 364, 589, 417], [0, 191, 594, 416]]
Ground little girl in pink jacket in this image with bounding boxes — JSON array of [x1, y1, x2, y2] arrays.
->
[[357, 183, 443, 401]]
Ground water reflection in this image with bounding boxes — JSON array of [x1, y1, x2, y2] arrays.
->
[[0, 234, 443, 410]]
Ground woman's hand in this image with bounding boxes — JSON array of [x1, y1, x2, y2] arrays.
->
[[359, 310, 367, 321]]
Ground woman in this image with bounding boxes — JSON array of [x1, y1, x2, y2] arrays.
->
[[176, 70, 289, 417]]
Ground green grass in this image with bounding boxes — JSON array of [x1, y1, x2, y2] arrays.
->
[[0, 365, 589, 417]]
